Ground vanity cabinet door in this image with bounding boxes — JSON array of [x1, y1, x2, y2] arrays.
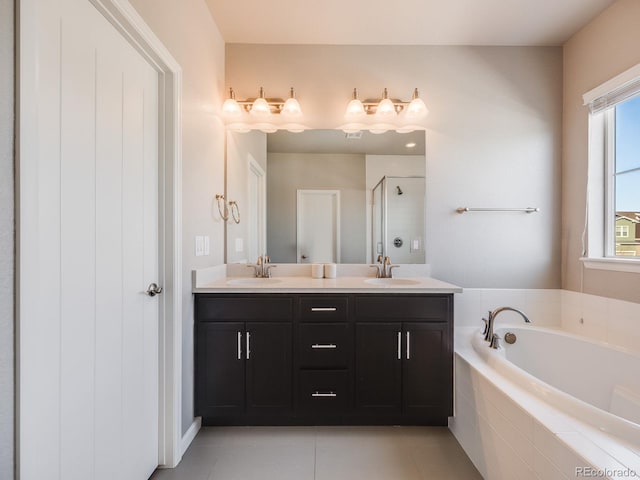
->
[[355, 323, 402, 413], [245, 322, 292, 414], [402, 322, 452, 419], [195, 322, 245, 417]]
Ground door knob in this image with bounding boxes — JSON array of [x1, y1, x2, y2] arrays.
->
[[145, 283, 163, 297]]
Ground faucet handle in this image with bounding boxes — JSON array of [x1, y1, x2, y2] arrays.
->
[[369, 264, 381, 278], [489, 333, 501, 349], [265, 264, 277, 278], [247, 263, 260, 277], [481, 317, 489, 336], [384, 256, 391, 265]]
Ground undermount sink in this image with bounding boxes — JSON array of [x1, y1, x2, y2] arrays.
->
[[364, 278, 421, 286], [226, 278, 282, 286]]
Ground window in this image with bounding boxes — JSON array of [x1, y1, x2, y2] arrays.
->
[[616, 224, 630, 238], [583, 64, 640, 269], [607, 95, 640, 257]]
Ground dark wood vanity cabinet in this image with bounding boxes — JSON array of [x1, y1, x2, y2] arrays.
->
[[195, 293, 453, 426], [194, 295, 293, 424]]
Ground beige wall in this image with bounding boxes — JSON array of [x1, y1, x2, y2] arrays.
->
[[267, 153, 367, 263], [129, 0, 226, 435], [0, 0, 14, 476], [227, 45, 563, 287], [563, 0, 640, 303]]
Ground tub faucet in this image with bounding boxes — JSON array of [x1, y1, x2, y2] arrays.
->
[[484, 307, 531, 349]]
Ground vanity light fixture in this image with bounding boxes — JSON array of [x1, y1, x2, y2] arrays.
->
[[339, 87, 429, 134], [222, 87, 308, 133]]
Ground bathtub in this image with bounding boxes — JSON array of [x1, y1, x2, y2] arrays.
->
[[451, 325, 640, 479]]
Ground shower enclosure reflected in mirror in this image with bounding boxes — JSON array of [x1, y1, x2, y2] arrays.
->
[[372, 176, 426, 264], [225, 129, 426, 264]]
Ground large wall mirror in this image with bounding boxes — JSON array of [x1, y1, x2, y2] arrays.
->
[[225, 129, 426, 264]]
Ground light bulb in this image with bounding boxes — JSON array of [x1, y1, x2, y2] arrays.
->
[[222, 88, 243, 118], [376, 98, 397, 118], [282, 98, 302, 117], [405, 97, 428, 119], [345, 99, 365, 118], [344, 88, 365, 119], [250, 97, 271, 117], [282, 87, 303, 118], [222, 98, 242, 118], [250, 88, 271, 117]]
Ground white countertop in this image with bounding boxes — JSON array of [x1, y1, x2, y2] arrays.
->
[[192, 272, 462, 294]]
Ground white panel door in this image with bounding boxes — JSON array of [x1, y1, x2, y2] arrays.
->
[[247, 159, 266, 262], [19, 0, 159, 479], [296, 190, 340, 263]]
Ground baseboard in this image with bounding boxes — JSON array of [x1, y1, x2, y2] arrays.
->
[[180, 416, 202, 456]]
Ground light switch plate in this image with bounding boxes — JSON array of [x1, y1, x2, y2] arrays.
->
[[195, 236, 204, 256], [235, 238, 244, 253], [204, 236, 210, 255]]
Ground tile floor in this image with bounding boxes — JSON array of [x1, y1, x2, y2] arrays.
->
[[150, 426, 483, 480]]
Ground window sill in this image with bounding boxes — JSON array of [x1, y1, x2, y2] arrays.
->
[[580, 257, 640, 273]]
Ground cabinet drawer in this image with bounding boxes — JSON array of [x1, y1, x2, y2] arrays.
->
[[298, 370, 350, 413], [354, 295, 450, 321], [196, 296, 293, 321], [299, 297, 349, 321], [298, 324, 351, 368]]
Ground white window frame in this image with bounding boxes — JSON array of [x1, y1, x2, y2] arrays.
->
[[582, 63, 640, 273]]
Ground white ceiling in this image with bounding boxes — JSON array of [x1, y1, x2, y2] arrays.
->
[[206, 0, 615, 46]]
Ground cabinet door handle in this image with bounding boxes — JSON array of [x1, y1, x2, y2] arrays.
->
[[237, 331, 242, 360], [312, 392, 337, 397], [397, 331, 401, 360], [312, 344, 337, 349], [406, 331, 411, 360], [311, 307, 337, 312], [246, 332, 251, 360]]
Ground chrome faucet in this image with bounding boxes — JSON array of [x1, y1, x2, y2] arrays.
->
[[483, 307, 531, 349], [247, 255, 276, 278]]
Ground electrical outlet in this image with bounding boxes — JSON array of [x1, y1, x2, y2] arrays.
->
[[235, 238, 244, 253]]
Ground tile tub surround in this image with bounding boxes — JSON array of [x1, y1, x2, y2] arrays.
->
[[151, 426, 482, 480], [454, 288, 640, 354], [452, 327, 640, 480]]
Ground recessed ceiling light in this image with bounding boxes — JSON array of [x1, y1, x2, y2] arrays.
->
[[405, 142, 416, 148]]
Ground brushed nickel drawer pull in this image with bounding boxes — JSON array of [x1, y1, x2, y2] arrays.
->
[[246, 332, 251, 360], [312, 392, 337, 397], [311, 307, 337, 312], [397, 331, 401, 360], [406, 331, 411, 360], [311, 344, 337, 349], [237, 332, 242, 360]]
